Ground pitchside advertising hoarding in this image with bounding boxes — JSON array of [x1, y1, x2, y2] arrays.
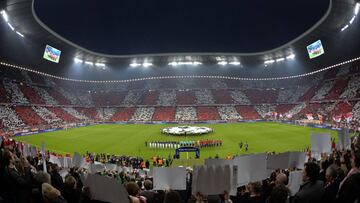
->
[[43, 45, 61, 63], [307, 40, 325, 59]]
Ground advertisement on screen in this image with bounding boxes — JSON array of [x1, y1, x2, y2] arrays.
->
[[43, 45, 61, 63], [307, 40, 324, 59]]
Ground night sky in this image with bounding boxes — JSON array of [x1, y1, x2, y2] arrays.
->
[[34, 0, 330, 55]]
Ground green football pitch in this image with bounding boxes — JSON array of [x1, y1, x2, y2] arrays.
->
[[15, 122, 337, 161]]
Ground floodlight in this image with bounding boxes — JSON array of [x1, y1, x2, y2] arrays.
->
[[85, 61, 94, 66], [286, 54, 295, 60], [218, 61, 228, 66], [16, 31, 24, 37], [349, 15, 356, 24], [7, 22, 14, 30], [1, 10, 8, 22], [142, 62, 153, 67], [74, 58, 83, 63], [355, 3, 359, 15], [193, 61, 202, 65], [276, 58, 285, 62], [341, 24, 349, 32], [95, 63, 106, 67], [264, 60, 275, 64], [130, 63, 141, 67], [229, 61, 241, 65]]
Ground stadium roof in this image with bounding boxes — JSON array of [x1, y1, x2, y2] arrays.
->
[[0, 0, 359, 78]]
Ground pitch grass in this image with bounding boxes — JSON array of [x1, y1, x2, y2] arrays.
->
[[15, 122, 337, 161]]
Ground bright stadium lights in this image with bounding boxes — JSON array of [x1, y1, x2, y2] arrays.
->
[[7, 22, 14, 31], [85, 61, 94, 66], [218, 61, 228, 66], [341, 24, 349, 32], [286, 54, 295, 60], [142, 62, 153, 67], [95, 62, 106, 67], [229, 61, 241, 66], [276, 58, 285, 62], [350, 15, 356, 24], [355, 3, 360, 15], [169, 61, 202, 66], [264, 60, 275, 64], [168, 62, 178, 66], [1, 10, 8, 22], [130, 63, 141, 67], [74, 58, 83, 63], [16, 31, 24, 38]]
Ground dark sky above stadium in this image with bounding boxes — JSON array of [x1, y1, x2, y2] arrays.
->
[[34, 0, 330, 55]]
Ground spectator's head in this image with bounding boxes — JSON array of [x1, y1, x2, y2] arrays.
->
[[3, 150, 15, 166], [267, 185, 289, 203], [303, 162, 320, 183], [325, 164, 338, 183], [351, 149, 360, 169], [42, 183, 61, 203], [51, 164, 59, 173], [35, 171, 51, 185], [126, 182, 140, 196], [65, 175, 76, 189], [248, 181, 262, 196], [275, 172, 287, 186], [144, 179, 153, 190], [163, 191, 181, 203]]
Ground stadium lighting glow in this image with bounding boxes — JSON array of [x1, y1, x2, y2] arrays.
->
[[264, 60, 275, 64], [1, 10, 8, 22], [276, 58, 285, 62], [355, 3, 360, 15], [85, 61, 94, 66], [349, 15, 356, 24], [341, 24, 349, 32], [74, 58, 83, 63], [130, 63, 141, 67], [7, 22, 14, 31], [168, 62, 178, 66], [16, 31, 24, 38], [169, 61, 202, 66], [286, 54, 295, 60], [229, 61, 241, 66], [95, 63, 106, 67], [218, 61, 228, 66], [142, 62, 153, 67], [1, 56, 360, 83]]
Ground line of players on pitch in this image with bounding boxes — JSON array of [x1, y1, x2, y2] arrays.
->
[[145, 140, 223, 149]]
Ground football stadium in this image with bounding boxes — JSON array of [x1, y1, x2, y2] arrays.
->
[[0, 0, 360, 202]]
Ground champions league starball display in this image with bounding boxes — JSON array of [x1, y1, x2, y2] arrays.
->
[[161, 126, 213, 136]]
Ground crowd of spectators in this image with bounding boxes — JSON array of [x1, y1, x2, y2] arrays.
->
[[131, 108, 155, 121], [157, 91, 176, 106], [175, 107, 197, 121], [230, 91, 251, 105], [0, 106, 27, 131], [195, 90, 215, 105], [32, 106, 63, 126], [340, 76, 360, 99], [1, 134, 360, 203], [312, 81, 335, 101], [4, 82, 29, 104], [32, 86, 59, 105], [217, 106, 242, 120], [122, 91, 143, 106], [63, 108, 88, 121]]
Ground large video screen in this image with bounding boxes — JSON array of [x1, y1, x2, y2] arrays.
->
[[43, 45, 61, 63], [307, 40, 324, 59]]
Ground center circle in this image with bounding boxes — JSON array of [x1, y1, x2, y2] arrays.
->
[[161, 126, 213, 136]]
